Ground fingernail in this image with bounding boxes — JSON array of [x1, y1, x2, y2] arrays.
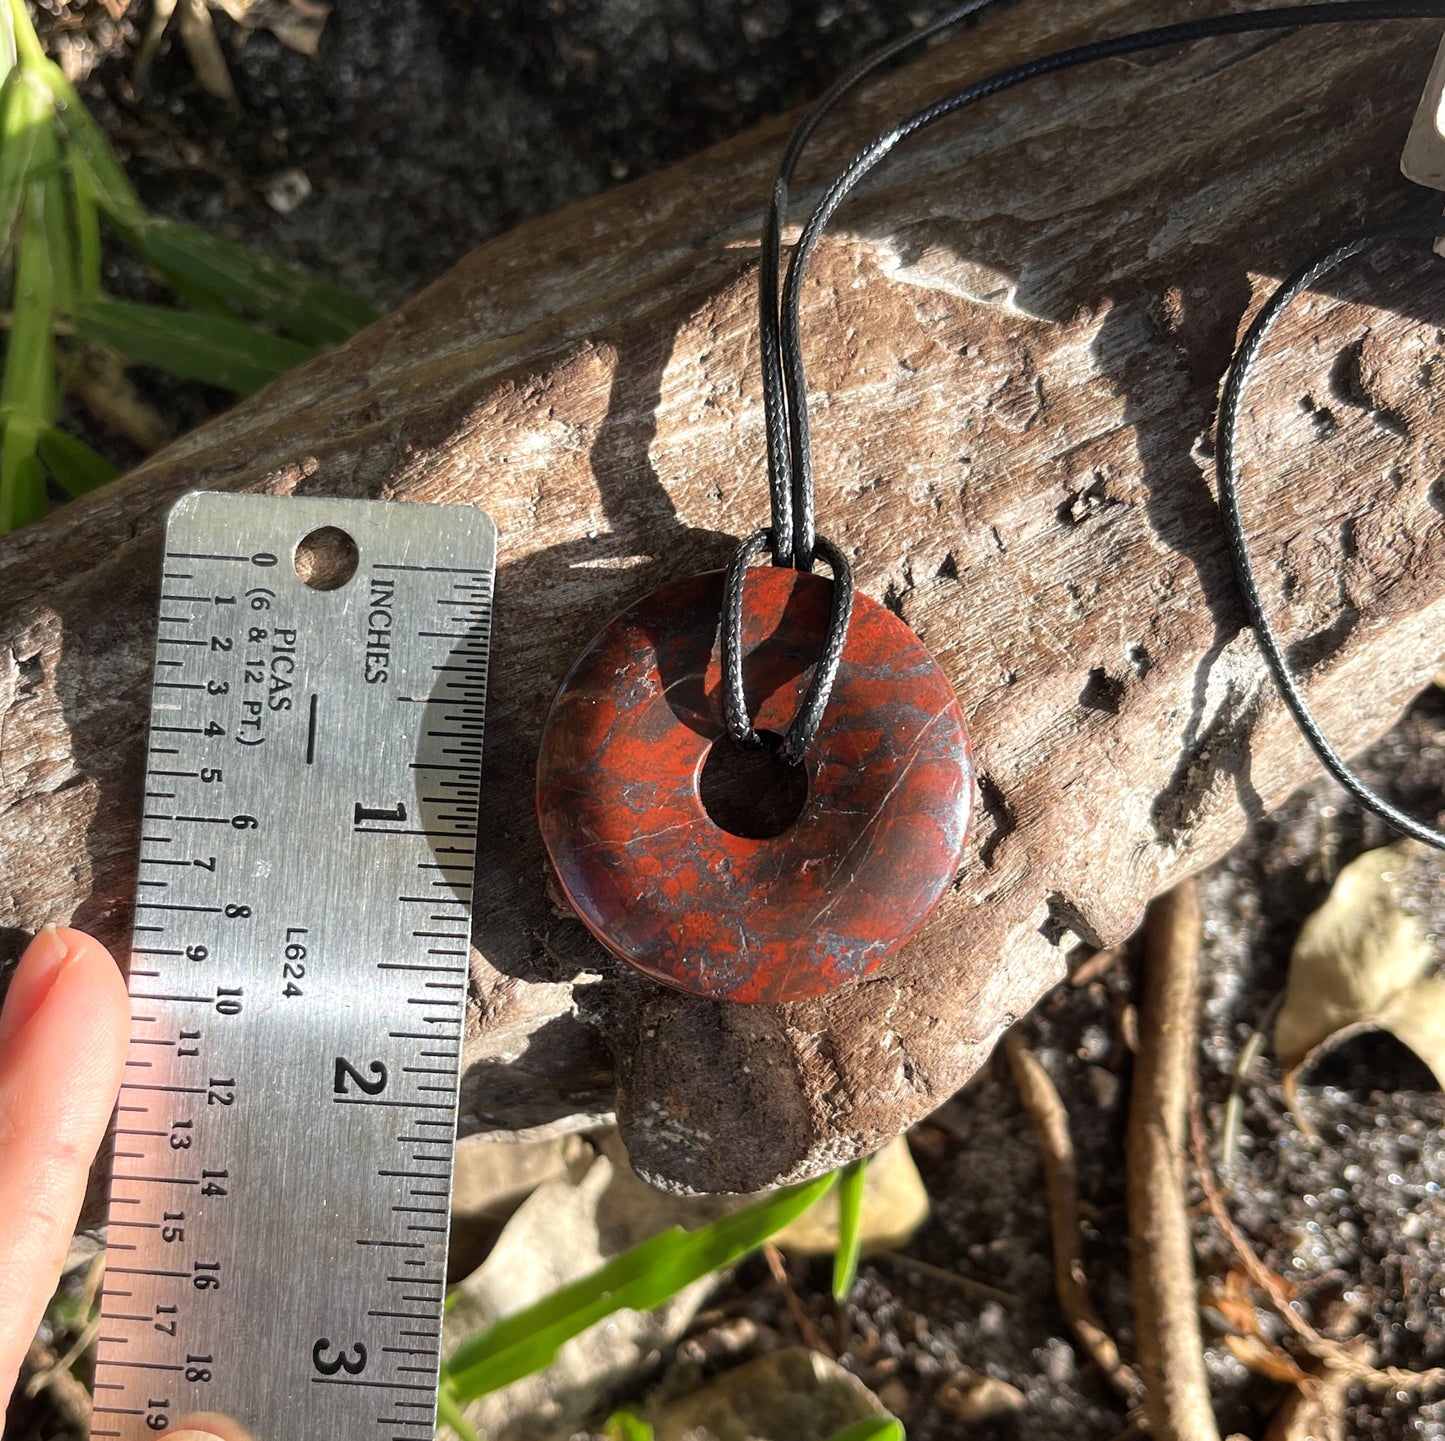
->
[[0, 925, 71, 1048]]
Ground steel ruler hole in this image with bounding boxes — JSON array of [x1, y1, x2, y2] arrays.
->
[[293, 525, 360, 590]]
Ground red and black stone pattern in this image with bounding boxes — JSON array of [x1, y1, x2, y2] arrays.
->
[[535, 565, 974, 1004]]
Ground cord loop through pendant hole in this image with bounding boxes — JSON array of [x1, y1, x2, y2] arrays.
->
[[698, 730, 808, 840], [294, 526, 359, 590]]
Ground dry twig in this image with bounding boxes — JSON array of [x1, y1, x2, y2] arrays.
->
[[874, 1249, 1019, 1306], [1071, 944, 1125, 987], [22, 1339, 92, 1431], [1002, 1028, 1142, 1404], [1219, 994, 1282, 1174], [24, 1252, 107, 1411], [134, 0, 179, 80], [177, 0, 239, 104], [760, 1242, 836, 1359], [68, 344, 173, 454], [1126, 880, 1220, 1441], [136, 0, 240, 104], [1191, 1108, 1445, 1397]]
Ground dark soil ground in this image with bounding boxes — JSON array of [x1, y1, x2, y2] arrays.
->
[[10, 2, 1445, 1439]]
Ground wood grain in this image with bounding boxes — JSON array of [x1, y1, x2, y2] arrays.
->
[[3, 0, 1444, 1191]]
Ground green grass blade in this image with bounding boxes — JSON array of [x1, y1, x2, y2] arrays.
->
[[0, 419, 46, 529], [40, 167, 73, 317], [0, 0, 16, 81], [70, 161, 100, 299], [604, 1410, 655, 1441], [129, 218, 376, 345], [6, 0, 42, 72], [0, 71, 47, 254], [443, 1172, 838, 1401], [71, 298, 315, 393], [110, 227, 243, 318], [36, 426, 117, 497], [26, 43, 143, 229], [825, 1421, 905, 1441], [4, 186, 55, 417], [0, 174, 57, 530], [832, 1157, 869, 1301], [15, 1, 143, 266], [434, 1383, 482, 1441]]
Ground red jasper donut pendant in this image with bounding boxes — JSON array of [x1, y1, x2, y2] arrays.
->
[[536, 566, 973, 1004]]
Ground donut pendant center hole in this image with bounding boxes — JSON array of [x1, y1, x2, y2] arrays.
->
[[697, 730, 809, 840]]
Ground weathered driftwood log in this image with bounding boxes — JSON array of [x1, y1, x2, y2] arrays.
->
[[3, 1, 1445, 1193]]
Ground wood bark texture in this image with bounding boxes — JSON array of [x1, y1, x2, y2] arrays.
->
[[4, 1, 1445, 1193]]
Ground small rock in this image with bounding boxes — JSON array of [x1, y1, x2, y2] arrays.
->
[[675, 1317, 769, 1370], [448, 1134, 587, 1279], [653, 1317, 779, 1411], [1085, 1063, 1121, 1111], [450, 1134, 582, 1219], [445, 1134, 744, 1441], [64, 1232, 104, 1274], [937, 1375, 1028, 1422], [647, 1348, 893, 1441], [264, 167, 312, 214], [773, 1135, 929, 1257], [874, 1377, 912, 1419]]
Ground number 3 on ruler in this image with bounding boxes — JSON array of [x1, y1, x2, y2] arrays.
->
[[312, 1338, 367, 1376]]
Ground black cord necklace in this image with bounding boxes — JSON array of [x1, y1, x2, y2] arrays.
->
[[537, 0, 1445, 1007], [1218, 211, 1445, 846]]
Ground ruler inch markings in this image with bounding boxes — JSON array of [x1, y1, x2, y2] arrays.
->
[[93, 493, 495, 1441]]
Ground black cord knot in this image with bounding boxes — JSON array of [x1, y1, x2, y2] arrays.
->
[[721, 528, 855, 764]]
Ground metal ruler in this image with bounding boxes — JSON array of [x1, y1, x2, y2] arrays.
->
[[91, 492, 496, 1441]]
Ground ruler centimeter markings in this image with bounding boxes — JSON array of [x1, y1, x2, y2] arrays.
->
[[92, 493, 497, 1441]]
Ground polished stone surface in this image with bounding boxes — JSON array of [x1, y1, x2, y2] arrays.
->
[[536, 565, 973, 1003]]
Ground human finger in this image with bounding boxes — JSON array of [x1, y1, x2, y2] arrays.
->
[[0, 926, 129, 1404], [172, 1412, 256, 1440]]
